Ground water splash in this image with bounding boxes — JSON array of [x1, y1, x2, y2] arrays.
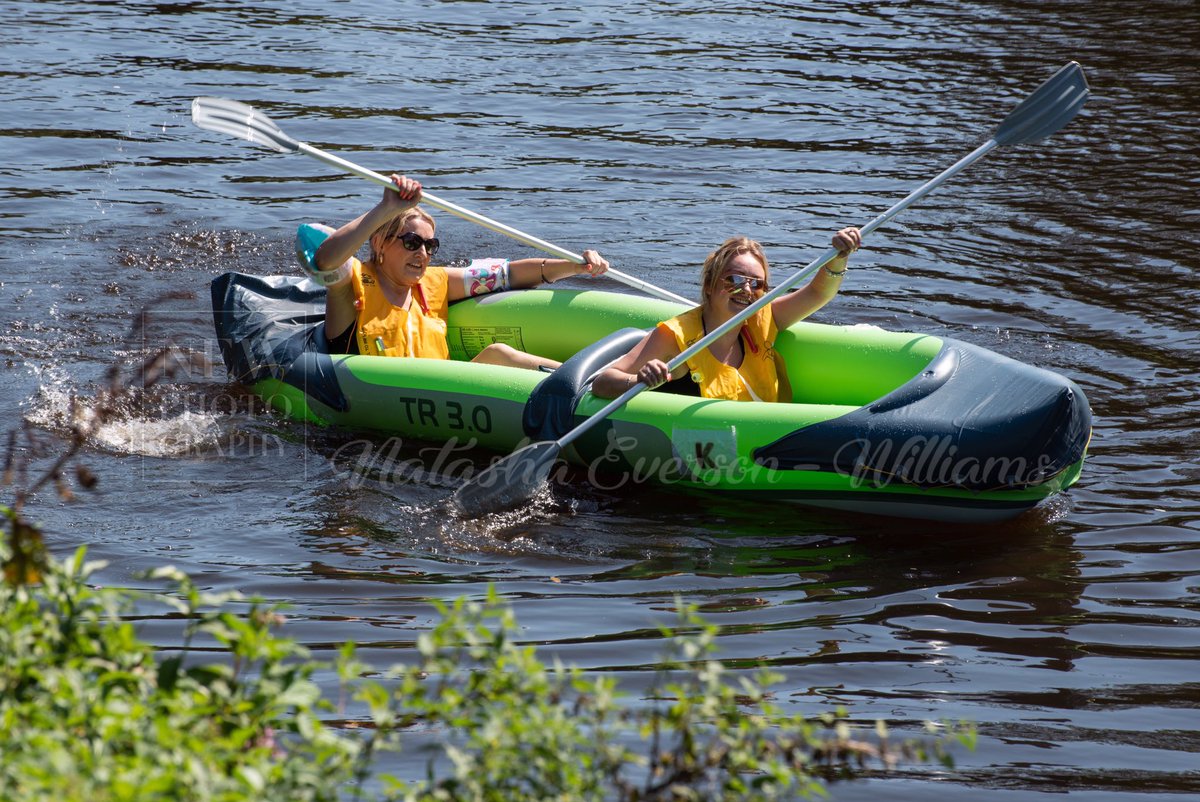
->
[[21, 367, 243, 459]]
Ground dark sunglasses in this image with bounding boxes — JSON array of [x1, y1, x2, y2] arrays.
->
[[398, 231, 440, 257], [722, 274, 766, 293]]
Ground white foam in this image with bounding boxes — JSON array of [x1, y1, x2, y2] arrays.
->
[[24, 371, 226, 458], [91, 410, 224, 458]]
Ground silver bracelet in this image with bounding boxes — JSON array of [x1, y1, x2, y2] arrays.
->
[[824, 265, 847, 278]]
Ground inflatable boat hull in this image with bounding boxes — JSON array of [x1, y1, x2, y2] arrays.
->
[[212, 273, 1090, 523]]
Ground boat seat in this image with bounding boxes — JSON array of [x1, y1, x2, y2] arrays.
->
[[522, 328, 648, 441], [211, 272, 349, 413]]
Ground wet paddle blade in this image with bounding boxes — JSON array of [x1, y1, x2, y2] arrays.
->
[[451, 441, 561, 516], [993, 61, 1089, 146], [191, 97, 301, 154]]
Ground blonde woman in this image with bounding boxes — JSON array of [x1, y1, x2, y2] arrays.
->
[[303, 175, 609, 370], [592, 229, 860, 401]]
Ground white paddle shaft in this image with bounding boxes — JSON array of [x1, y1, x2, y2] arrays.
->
[[296, 143, 691, 305]]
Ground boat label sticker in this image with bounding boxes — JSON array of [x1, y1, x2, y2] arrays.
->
[[454, 326, 526, 356], [672, 427, 740, 484]]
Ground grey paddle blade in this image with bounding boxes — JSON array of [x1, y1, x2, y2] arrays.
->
[[190, 97, 301, 154], [452, 441, 560, 516], [993, 61, 1089, 146]]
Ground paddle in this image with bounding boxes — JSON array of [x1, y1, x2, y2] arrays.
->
[[189, 97, 691, 306], [451, 61, 1090, 516]]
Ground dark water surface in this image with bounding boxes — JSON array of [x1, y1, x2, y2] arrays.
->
[[3, 0, 1198, 797]]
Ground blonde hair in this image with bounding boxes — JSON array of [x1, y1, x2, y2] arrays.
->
[[370, 206, 436, 261], [700, 237, 769, 301]]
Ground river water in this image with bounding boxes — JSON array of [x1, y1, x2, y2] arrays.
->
[[2, 0, 1198, 797]]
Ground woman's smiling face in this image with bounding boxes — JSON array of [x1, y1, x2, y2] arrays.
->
[[379, 217, 436, 286], [713, 252, 767, 311]]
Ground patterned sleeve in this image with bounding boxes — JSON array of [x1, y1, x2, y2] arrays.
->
[[461, 258, 511, 297]]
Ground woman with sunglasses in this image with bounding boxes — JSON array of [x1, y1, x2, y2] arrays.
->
[[302, 174, 609, 369], [592, 229, 860, 402]]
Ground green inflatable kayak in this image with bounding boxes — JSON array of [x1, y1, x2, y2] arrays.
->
[[212, 273, 1090, 523]]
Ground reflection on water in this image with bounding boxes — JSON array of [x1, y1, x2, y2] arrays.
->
[[2, 0, 1199, 797]]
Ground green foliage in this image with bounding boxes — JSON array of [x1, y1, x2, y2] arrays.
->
[[0, 528, 974, 802], [355, 588, 632, 801], [0, 538, 358, 802]]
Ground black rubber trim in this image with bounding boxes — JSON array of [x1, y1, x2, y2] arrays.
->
[[522, 328, 648, 441]]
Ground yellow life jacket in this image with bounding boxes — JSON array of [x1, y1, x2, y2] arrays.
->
[[657, 305, 790, 403], [349, 260, 450, 359]]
